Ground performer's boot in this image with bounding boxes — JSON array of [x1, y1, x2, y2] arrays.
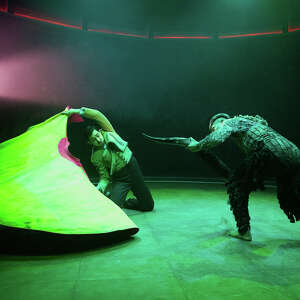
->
[[124, 198, 154, 212], [228, 229, 252, 241], [123, 198, 139, 210]]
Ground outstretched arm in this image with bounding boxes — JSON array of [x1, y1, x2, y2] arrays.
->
[[187, 124, 234, 152], [63, 107, 115, 132], [95, 165, 110, 194], [81, 107, 115, 132]]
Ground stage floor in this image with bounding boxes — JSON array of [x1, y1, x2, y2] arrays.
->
[[1, 182, 300, 300]]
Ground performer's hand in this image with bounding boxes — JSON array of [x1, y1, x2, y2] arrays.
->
[[186, 137, 200, 152], [96, 180, 109, 194], [62, 108, 80, 116], [96, 184, 104, 193]]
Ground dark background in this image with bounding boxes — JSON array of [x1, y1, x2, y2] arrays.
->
[[0, 0, 299, 180]]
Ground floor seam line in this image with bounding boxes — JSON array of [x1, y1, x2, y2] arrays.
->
[[70, 255, 84, 300]]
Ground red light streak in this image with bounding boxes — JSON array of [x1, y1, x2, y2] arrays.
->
[[153, 35, 212, 39], [288, 27, 300, 32], [5, 11, 298, 39], [219, 31, 283, 39], [13, 12, 82, 30], [88, 28, 147, 38]]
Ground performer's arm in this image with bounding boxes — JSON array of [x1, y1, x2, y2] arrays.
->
[[91, 155, 110, 193], [187, 124, 233, 152], [63, 107, 115, 132], [97, 175, 110, 194], [81, 107, 115, 132]]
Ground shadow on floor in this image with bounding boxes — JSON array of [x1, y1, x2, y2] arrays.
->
[[0, 226, 138, 256]]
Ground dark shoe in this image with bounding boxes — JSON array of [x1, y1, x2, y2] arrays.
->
[[123, 198, 139, 210], [228, 230, 252, 241]]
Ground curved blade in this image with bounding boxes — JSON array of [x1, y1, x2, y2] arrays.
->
[[142, 133, 191, 147]]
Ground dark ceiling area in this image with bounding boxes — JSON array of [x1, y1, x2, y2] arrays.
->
[[1, 0, 300, 36]]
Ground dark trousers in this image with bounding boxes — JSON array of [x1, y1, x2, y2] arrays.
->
[[227, 167, 252, 235], [108, 156, 154, 211], [226, 146, 273, 235]]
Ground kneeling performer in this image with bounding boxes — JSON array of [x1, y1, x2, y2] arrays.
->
[[65, 107, 154, 212]]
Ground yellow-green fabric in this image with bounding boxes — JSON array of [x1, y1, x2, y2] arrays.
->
[[0, 112, 138, 235]]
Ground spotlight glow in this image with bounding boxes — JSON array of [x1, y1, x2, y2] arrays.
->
[[0, 51, 78, 103]]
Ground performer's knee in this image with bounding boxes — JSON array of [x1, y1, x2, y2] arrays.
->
[[141, 201, 154, 212]]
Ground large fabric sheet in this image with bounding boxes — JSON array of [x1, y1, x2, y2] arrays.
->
[[0, 112, 138, 235]]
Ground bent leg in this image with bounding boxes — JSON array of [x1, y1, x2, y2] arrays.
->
[[109, 180, 131, 208], [226, 165, 252, 235], [125, 156, 154, 211], [227, 184, 251, 235]]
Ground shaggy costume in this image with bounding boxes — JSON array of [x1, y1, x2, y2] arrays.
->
[[192, 114, 300, 235], [144, 114, 300, 236]]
